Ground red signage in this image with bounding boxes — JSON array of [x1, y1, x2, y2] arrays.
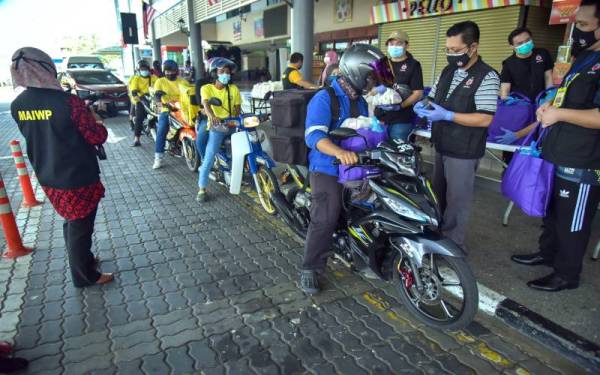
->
[[549, 0, 581, 25]]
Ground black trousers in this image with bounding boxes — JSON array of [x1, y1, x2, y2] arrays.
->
[[303, 173, 342, 272], [63, 208, 101, 287], [133, 101, 146, 137], [539, 176, 600, 282]]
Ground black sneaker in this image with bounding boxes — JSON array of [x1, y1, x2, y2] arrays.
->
[[300, 270, 320, 295], [132, 140, 141, 147]]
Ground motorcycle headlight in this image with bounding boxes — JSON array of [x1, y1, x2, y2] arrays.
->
[[382, 196, 429, 224], [243, 116, 260, 128]]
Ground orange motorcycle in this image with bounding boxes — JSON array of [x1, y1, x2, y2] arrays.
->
[[165, 86, 202, 171]]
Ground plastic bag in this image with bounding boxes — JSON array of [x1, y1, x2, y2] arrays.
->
[[340, 116, 371, 130]]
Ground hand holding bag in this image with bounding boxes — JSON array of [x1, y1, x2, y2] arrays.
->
[[501, 122, 554, 217]]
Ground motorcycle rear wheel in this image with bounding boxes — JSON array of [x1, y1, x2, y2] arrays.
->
[[182, 138, 200, 172], [393, 253, 478, 331], [255, 166, 278, 215]]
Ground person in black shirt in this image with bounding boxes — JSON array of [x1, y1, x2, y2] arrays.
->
[[511, 0, 600, 292], [500, 27, 554, 101], [376, 31, 424, 142]]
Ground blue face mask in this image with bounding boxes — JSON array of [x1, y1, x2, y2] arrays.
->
[[515, 40, 534, 56], [140, 70, 150, 77], [218, 73, 231, 85], [388, 45, 405, 59]]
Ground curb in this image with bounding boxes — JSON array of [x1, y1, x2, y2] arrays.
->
[[469, 283, 600, 374]]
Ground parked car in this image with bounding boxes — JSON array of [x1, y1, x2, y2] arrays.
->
[[63, 55, 105, 70], [59, 69, 130, 117]]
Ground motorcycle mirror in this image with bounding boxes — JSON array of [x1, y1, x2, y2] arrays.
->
[[207, 98, 222, 107], [330, 127, 358, 140]]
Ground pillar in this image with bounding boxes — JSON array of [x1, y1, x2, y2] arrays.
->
[[151, 0, 161, 62], [187, 0, 205, 78], [291, 0, 314, 81]]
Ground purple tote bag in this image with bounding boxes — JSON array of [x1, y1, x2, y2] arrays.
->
[[487, 92, 534, 145], [501, 123, 554, 217], [338, 126, 388, 184]]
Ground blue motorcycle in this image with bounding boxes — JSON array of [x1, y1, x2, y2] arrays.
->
[[206, 98, 279, 214]]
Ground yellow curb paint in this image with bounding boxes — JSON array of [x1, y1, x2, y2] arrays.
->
[[452, 331, 477, 344], [362, 292, 389, 311], [477, 343, 512, 367], [515, 368, 531, 375]]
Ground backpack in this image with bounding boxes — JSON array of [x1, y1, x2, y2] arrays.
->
[[270, 87, 341, 166]]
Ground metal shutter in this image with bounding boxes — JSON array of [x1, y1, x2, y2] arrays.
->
[[434, 6, 522, 81], [525, 6, 566, 61], [380, 17, 441, 87]]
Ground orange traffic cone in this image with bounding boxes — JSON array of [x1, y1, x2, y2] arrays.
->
[[0, 173, 33, 259], [9, 140, 42, 208]]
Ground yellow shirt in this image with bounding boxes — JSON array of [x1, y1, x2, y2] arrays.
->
[[153, 77, 191, 112], [128, 74, 158, 104], [201, 83, 242, 121], [286, 65, 302, 84]]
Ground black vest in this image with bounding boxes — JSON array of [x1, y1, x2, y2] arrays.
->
[[10, 88, 101, 189], [542, 51, 600, 169], [282, 66, 302, 90], [431, 58, 495, 159]]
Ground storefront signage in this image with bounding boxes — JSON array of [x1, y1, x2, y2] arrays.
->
[[233, 20, 242, 41], [255, 18, 264, 38], [549, 0, 581, 25], [370, 0, 541, 24]]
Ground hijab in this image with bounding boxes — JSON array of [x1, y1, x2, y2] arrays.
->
[[10, 47, 62, 91]]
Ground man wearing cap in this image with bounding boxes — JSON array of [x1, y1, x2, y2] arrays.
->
[[375, 31, 424, 142]]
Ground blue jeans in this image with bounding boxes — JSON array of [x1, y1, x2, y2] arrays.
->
[[197, 128, 234, 189], [195, 119, 209, 159], [155, 112, 169, 156], [388, 122, 415, 142]]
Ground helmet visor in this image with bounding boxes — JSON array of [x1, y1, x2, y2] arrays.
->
[[368, 57, 394, 87]]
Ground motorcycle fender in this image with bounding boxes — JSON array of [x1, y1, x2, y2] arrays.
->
[[391, 233, 466, 268], [178, 127, 196, 141], [230, 131, 251, 195]]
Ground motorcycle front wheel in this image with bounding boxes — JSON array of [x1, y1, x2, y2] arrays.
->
[[393, 253, 478, 331], [255, 166, 278, 215]]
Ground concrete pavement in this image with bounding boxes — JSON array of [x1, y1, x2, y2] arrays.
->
[[0, 110, 589, 374]]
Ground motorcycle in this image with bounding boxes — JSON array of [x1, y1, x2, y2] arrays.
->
[[128, 93, 160, 141], [270, 127, 478, 330], [162, 85, 202, 171], [205, 98, 279, 215]]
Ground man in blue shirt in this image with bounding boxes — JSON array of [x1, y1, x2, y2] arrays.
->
[[301, 44, 394, 294]]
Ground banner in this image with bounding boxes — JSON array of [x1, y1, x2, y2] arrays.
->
[[549, 0, 580, 25], [233, 20, 242, 41], [255, 18, 264, 38], [370, 0, 541, 24]]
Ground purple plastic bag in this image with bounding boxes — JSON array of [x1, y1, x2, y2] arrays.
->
[[501, 123, 554, 217], [487, 92, 535, 145], [338, 126, 388, 184]]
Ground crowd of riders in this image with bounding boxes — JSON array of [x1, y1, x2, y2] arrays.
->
[[127, 0, 600, 297]]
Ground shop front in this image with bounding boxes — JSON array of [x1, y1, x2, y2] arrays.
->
[[372, 0, 566, 86]]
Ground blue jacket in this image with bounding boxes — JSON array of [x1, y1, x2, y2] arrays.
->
[[304, 79, 368, 176]]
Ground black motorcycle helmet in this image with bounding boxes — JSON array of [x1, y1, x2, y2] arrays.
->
[[339, 44, 394, 93], [137, 59, 151, 70]]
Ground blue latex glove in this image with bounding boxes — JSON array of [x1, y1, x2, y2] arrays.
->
[[413, 100, 427, 113], [375, 85, 387, 95], [495, 127, 518, 144], [415, 103, 454, 122]]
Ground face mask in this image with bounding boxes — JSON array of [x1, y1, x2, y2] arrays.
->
[[515, 40, 534, 55], [446, 48, 472, 68], [572, 27, 599, 56], [388, 45, 405, 59], [140, 70, 150, 77], [166, 73, 177, 81], [218, 73, 231, 85]]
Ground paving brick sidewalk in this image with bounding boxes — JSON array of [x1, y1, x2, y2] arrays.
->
[[0, 114, 584, 374]]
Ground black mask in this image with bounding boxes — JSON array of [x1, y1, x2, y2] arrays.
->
[[572, 27, 599, 57], [166, 73, 177, 81], [446, 50, 471, 68]]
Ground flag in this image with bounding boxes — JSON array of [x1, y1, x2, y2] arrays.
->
[[208, 0, 220, 5], [143, 1, 157, 39]]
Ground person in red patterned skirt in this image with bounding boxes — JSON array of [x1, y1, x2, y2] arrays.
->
[[9, 47, 114, 287]]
